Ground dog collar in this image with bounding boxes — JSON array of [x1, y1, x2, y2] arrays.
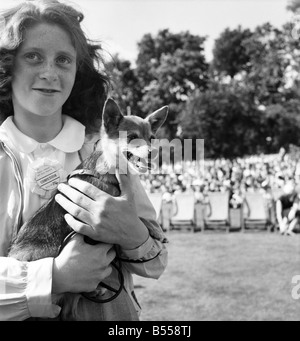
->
[[67, 167, 121, 197], [67, 169, 100, 180]]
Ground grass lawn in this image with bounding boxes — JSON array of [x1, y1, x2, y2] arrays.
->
[[133, 230, 300, 321]]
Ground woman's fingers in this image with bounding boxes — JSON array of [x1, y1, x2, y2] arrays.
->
[[67, 178, 110, 201], [63, 213, 95, 238], [107, 247, 117, 264], [57, 182, 92, 208], [55, 191, 93, 227]]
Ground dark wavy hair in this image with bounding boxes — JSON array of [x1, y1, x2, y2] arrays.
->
[[0, 0, 110, 133]]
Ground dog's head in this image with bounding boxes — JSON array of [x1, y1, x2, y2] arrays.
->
[[98, 98, 168, 173]]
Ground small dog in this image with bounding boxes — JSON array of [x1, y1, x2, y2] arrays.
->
[[8, 98, 168, 320]]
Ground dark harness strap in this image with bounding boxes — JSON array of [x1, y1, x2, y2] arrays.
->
[[67, 169, 100, 180]]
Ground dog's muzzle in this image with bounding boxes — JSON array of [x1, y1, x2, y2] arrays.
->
[[125, 148, 158, 173]]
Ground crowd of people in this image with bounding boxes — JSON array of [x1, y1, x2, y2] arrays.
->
[[141, 148, 300, 235]]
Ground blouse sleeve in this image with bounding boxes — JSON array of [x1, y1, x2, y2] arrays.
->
[[0, 257, 61, 321], [116, 173, 168, 279], [117, 234, 168, 279]]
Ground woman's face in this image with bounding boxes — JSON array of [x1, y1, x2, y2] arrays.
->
[[11, 23, 77, 119]]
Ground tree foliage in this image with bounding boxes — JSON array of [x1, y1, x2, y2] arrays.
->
[[180, 83, 265, 159], [105, 54, 141, 116], [242, 23, 292, 106], [135, 29, 209, 139], [212, 26, 253, 78], [287, 0, 300, 13], [262, 99, 300, 151]]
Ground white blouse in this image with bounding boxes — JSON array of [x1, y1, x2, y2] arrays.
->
[[1, 115, 85, 223]]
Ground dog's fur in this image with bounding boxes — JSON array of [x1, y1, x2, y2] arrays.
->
[[8, 98, 168, 320]]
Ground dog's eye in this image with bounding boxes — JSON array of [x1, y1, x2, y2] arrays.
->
[[128, 134, 139, 141]]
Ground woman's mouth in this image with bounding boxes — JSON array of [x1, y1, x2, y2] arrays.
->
[[33, 88, 60, 94]]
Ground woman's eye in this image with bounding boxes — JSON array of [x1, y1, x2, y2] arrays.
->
[[24, 53, 41, 62], [56, 56, 71, 65]]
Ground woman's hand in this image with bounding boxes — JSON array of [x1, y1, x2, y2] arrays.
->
[[52, 234, 115, 294], [54, 170, 149, 250]]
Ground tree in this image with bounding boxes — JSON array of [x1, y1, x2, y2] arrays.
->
[[212, 22, 300, 107], [135, 29, 209, 139], [287, 0, 300, 13], [105, 54, 142, 116], [262, 99, 300, 151], [212, 26, 253, 78], [180, 82, 266, 159], [241, 23, 293, 106]]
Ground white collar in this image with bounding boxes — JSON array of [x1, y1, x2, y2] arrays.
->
[[1, 115, 85, 154]]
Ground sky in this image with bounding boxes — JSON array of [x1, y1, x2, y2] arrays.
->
[[1, 0, 294, 64]]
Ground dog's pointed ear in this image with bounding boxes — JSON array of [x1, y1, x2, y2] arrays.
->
[[146, 106, 169, 134], [102, 98, 124, 132]]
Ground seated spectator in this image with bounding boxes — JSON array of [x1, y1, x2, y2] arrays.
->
[[276, 180, 297, 235], [161, 185, 174, 204], [286, 188, 300, 236], [193, 185, 205, 204], [229, 189, 243, 209]]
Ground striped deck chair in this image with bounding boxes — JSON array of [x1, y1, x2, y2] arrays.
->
[[243, 192, 270, 231], [170, 192, 196, 231], [204, 191, 230, 232]]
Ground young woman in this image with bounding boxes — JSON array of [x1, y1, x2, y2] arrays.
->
[[0, 0, 167, 320]]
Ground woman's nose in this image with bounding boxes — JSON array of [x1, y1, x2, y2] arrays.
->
[[39, 62, 58, 82]]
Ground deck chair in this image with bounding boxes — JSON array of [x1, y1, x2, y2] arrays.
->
[[243, 192, 270, 231], [147, 192, 163, 224], [170, 192, 196, 231], [203, 191, 230, 232]]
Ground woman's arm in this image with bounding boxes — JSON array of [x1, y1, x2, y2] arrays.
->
[[0, 236, 115, 321], [117, 235, 168, 279], [0, 257, 59, 321]]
